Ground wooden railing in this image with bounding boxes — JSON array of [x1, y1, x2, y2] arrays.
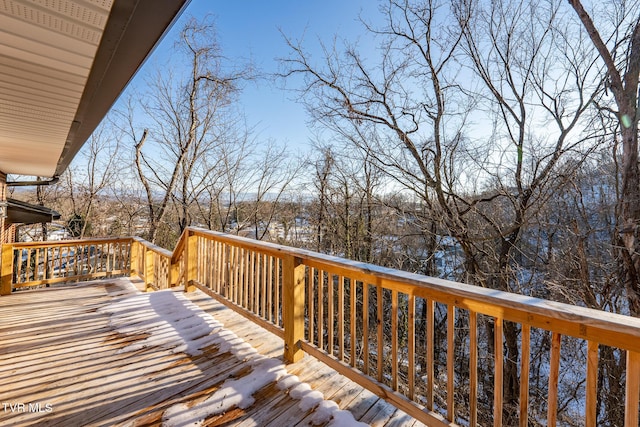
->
[[0, 237, 132, 293], [175, 227, 640, 427], [130, 237, 176, 291], [0, 237, 178, 294], [2, 227, 640, 426]]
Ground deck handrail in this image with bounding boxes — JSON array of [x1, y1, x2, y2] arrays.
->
[[1, 237, 134, 292], [176, 227, 640, 427], [2, 227, 640, 426]]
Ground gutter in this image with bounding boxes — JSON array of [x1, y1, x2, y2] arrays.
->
[[7, 176, 60, 187]]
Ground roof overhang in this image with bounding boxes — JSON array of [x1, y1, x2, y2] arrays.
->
[[0, 0, 190, 178], [6, 198, 61, 225]]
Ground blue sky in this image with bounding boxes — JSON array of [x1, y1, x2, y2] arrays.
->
[[127, 0, 379, 153]]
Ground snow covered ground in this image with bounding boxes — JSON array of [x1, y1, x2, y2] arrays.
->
[[99, 278, 368, 427]]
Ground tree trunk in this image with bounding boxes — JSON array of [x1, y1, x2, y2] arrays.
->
[[569, 0, 640, 316], [619, 121, 640, 316]]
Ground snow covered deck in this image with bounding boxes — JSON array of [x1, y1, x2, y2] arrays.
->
[[0, 278, 425, 426]]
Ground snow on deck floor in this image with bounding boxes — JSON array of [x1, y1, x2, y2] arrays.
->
[[99, 278, 368, 427]]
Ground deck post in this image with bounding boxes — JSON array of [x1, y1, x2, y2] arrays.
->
[[145, 248, 154, 292], [625, 350, 640, 426], [130, 239, 139, 277], [283, 254, 305, 363], [169, 258, 180, 288], [1, 243, 12, 295], [185, 231, 197, 292]]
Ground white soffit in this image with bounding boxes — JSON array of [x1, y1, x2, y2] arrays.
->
[[0, 0, 112, 177]]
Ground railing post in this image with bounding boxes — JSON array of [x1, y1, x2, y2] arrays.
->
[[283, 254, 305, 363], [1, 244, 13, 295], [170, 259, 179, 288], [145, 248, 154, 292], [130, 239, 139, 277], [625, 350, 640, 427], [185, 231, 197, 293]]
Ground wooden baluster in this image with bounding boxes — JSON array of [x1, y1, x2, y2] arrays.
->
[[34, 247, 40, 280], [470, 310, 478, 426], [241, 247, 246, 307], [231, 246, 238, 303], [328, 273, 334, 356], [408, 294, 415, 399], [210, 240, 222, 294], [275, 258, 281, 326], [51, 247, 58, 279], [363, 282, 369, 375], [261, 253, 267, 319], [317, 269, 324, 350], [238, 245, 244, 301], [254, 250, 259, 315], [57, 246, 63, 278], [547, 332, 561, 427], [242, 248, 248, 309], [227, 245, 233, 300], [494, 317, 504, 427], [585, 341, 598, 427], [247, 250, 253, 311], [217, 243, 223, 294], [221, 243, 228, 296], [95, 244, 100, 274], [350, 278, 357, 368], [339, 275, 345, 361], [163, 254, 168, 289], [250, 250, 255, 313], [391, 289, 398, 391], [204, 239, 209, 288], [105, 243, 110, 275], [109, 243, 115, 273], [16, 247, 24, 282], [92, 243, 98, 273], [426, 298, 434, 411], [211, 241, 218, 291], [267, 254, 273, 322], [308, 267, 315, 343], [377, 284, 383, 383], [112, 243, 117, 272], [447, 304, 455, 421], [64, 246, 70, 277], [43, 246, 49, 280], [236, 245, 242, 301], [78, 244, 83, 276], [26, 248, 32, 282], [520, 324, 531, 427]]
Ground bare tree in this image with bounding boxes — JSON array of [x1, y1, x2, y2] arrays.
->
[[568, 0, 640, 316], [245, 142, 301, 240], [123, 17, 253, 244], [62, 122, 122, 238], [282, 0, 605, 422]]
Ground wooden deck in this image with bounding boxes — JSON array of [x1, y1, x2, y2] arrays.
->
[[0, 279, 425, 426]]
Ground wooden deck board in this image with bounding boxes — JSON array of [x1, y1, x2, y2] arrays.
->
[[0, 279, 420, 426]]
